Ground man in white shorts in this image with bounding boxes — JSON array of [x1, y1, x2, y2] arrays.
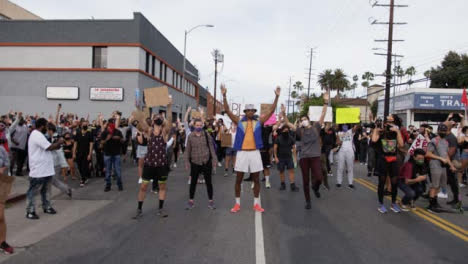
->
[[222, 84, 280, 213]]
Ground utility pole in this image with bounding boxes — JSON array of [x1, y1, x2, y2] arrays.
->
[[306, 48, 315, 98], [211, 49, 223, 117], [371, 0, 408, 119]]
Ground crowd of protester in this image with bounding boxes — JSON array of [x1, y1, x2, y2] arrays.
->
[[0, 87, 467, 254]]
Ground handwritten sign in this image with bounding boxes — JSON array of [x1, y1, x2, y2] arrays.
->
[[308, 106, 332, 122], [191, 110, 203, 119], [336, 108, 360, 124], [144, 86, 169, 107], [408, 134, 429, 155]]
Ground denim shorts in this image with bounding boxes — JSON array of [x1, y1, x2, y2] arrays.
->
[[461, 151, 468, 160], [225, 147, 237, 156]]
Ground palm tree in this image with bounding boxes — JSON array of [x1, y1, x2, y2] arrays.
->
[[394, 66, 404, 85], [317, 69, 350, 98], [361, 71, 375, 93], [351, 75, 359, 97], [424, 70, 431, 88], [405, 66, 416, 88], [290, 90, 298, 117], [318, 69, 334, 90]]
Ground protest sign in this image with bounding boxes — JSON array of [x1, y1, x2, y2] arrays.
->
[[336, 108, 360, 124], [144, 86, 169, 107], [221, 133, 232, 147], [308, 106, 332, 122]]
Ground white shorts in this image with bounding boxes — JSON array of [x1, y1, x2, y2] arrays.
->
[[234, 150, 264, 173], [137, 145, 148, 159]]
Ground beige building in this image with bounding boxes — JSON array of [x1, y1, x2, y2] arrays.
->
[[0, 0, 41, 20]]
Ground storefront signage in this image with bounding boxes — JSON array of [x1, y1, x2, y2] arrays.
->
[[46, 86, 79, 100], [90, 87, 124, 101], [414, 93, 464, 110]]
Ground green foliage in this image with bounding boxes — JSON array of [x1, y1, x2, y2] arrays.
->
[[370, 100, 378, 118], [429, 51, 468, 88], [317, 69, 351, 97]]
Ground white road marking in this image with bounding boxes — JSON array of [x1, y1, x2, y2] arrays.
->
[[255, 197, 266, 264]]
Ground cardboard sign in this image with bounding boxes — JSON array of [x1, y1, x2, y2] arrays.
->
[[260, 104, 272, 116], [221, 133, 232, 147], [336, 108, 360, 124], [191, 110, 202, 119], [144, 86, 169, 107], [308, 106, 332, 122], [132, 109, 150, 132]]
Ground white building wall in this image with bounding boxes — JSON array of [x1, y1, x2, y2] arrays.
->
[[0, 46, 92, 68], [107, 46, 139, 69]]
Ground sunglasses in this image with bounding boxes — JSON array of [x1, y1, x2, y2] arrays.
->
[[245, 109, 255, 113]]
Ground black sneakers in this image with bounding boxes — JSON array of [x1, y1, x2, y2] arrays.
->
[[26, 212, 39, 220], [132, 209, 143, 219], [290, 183, 299, 192], [314, 190, 321, 198], [104, 186, 111, 192], [157, 209, 168, 218], [348, 184, 355, 190], [305, 201, 312, 210], [43, 207, 57, 214], [118, 185, 123, 191], [336, 184, 342, 188], [279, 182, 286, 191]]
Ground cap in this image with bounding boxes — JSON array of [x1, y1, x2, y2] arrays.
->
[[243, 104, 257, 113], [437, 123, 448, 132]]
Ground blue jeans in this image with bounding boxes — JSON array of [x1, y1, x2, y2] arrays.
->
[[104, 155, 122, 187], [26, 176, 52, 213], [398, 179, 424, 205]]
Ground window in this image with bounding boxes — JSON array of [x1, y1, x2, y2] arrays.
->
[[145, 52, 150, 73], [92, 47, 107, 68], [151, 56, 155, 76], [164, 65, 168, 82], [159, 61, 163, 80]]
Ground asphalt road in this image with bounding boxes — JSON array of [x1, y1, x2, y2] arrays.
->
[[3, 158, 468, 264]]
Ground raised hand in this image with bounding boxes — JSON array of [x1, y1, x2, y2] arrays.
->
[[280, 103, 286, 113], [275, 86, 281, 96], [221, 84, 227, 96]]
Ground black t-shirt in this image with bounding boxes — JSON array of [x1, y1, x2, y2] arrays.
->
[[74, 130, 93, 157], [101, 129, 123, 156], [373, 131, 398, 157], [262, 126, 273, 150], [320, 129, 336, 153], [275, 133, 295, 160]]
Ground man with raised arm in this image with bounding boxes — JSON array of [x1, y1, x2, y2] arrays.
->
[[222, 84, 280, 213]]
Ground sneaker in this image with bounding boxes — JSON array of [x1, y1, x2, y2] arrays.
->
[[208, 201, 216, 210], [399, 202, 410, 212], [218, 162, 222, 167], [104, 186, 111, 192], [67, 188, 72, 198], [459, 183, 466, 188], [290, 183, 299, 192], [427, 203, 443, 213], [367, 172, 372, 177], [390, 203, 401, 213], [224, 171, 228, 177], [253, 203, 265, 213], [132, 209, 143, 219], [80, 183, 85, 188], [336, 184, 342, 188], [348, 184, 355, 190], [230, 203, 241, 213], [378, 204, 388, 214], [314, 190, 321, 198], [0, 242, 14, 255], [157, 209, 168, 218], [279, 182, 286, 191], [138, 178, 143, 184], [305, 201, 312, 210], [152, 188, 159, 194], [26, 211, 39, 220], [437, 192, 448, 199], [323, 185, 330, 191], [187, 178, 191, 185], [328, 171, 333, 177], [266, 181, 271, 189], [43, 207, 57, 214], [118, 185, 123, 191], [173, 163, 177, 168], [186, 200, 195, 210]]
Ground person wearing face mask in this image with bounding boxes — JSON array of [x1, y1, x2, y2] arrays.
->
[[336, 124, 357, 189], [101, 117, 124, 192], [296, 91, 330, 209], [25, 118, 64, 220], [372, 114, 404, 214], [184, 119, 218, 210], [398, 148, 428, 211], [73, 120, 94, 188], [9, 113, 28, 176], [425, 124, 457, 212], [274, 125, 299, 192], [133, 98, 173, 219]]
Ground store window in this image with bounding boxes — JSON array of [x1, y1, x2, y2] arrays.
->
[[92, 47, 107, 68]]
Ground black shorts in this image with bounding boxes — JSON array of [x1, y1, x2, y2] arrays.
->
[[261, 151, 271, 168], [277, 158, 294, 172], [190, 162, 212, 178], [142, 166, 169, 183]]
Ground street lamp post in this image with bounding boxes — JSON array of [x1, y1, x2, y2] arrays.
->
[[182, 24, 214, 115]]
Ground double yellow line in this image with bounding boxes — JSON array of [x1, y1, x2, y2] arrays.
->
[[354, 178, 468, 242]]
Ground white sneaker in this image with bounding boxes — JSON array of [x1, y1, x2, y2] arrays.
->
[[138, 178, 142, 184], [173, 163, 177, 168], [218, 162, 222, 167], [266, 181, 271, 189], [437, 192, 448, 199], [188, 179, 191, 185], [459, 183, 466, 188]]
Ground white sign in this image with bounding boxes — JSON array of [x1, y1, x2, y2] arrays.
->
[[46, 86, 79, 100], [90, 87, 123, 101], [308, 106, 332, 122]]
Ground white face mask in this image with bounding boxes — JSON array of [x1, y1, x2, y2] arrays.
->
[[302, 120, 310, 127]]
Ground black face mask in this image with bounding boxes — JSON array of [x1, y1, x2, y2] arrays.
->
[[155, 119, 163, 126], [82, 125, 88, 130], [64, 137, 71, 140], [282, 131, 289, 137]]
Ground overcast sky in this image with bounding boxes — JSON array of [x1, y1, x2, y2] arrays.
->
[[11, 0, 468, 106]]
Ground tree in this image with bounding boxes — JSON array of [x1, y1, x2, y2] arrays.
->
[[394, 65, 404, 85], [405, 66, 416, 88], [429, 51, 468, 88], [424, 70, 431, 88], [361, 71, 374, 92], [351, 75, 359, 97], [291, 81, 304, 117], [317, 69, 350, 98], [370, 100, 378, 119]]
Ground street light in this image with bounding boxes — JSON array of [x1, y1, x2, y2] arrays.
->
[[182, 24, 214, 114]]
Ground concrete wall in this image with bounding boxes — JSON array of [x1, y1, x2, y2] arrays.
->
[[0, 46, 92, 68], [0, 71, 139, 118]]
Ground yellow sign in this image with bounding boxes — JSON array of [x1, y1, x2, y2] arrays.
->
[[336, 108, 360, 124]]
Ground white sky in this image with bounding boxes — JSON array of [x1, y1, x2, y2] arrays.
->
[[11, 0, 468, 106]]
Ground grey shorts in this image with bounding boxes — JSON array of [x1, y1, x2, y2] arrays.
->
[[429, 167, 447, 189], [136, 145, 148, 159]]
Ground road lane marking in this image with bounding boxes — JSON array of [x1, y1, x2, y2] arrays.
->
[[255, 197, 266, 264], [355, 178, 468, 243]]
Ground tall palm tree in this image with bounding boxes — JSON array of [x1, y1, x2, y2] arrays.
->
[[318, 69, 334, 90], [291, 81, 303, 116], [317, 69, 350, 97], [424, 70, 431, 88], [290, 90, 298, 116], [394, 66, 404, 85], [361, 71, 375, 94], [405, 66, 416, 88]]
